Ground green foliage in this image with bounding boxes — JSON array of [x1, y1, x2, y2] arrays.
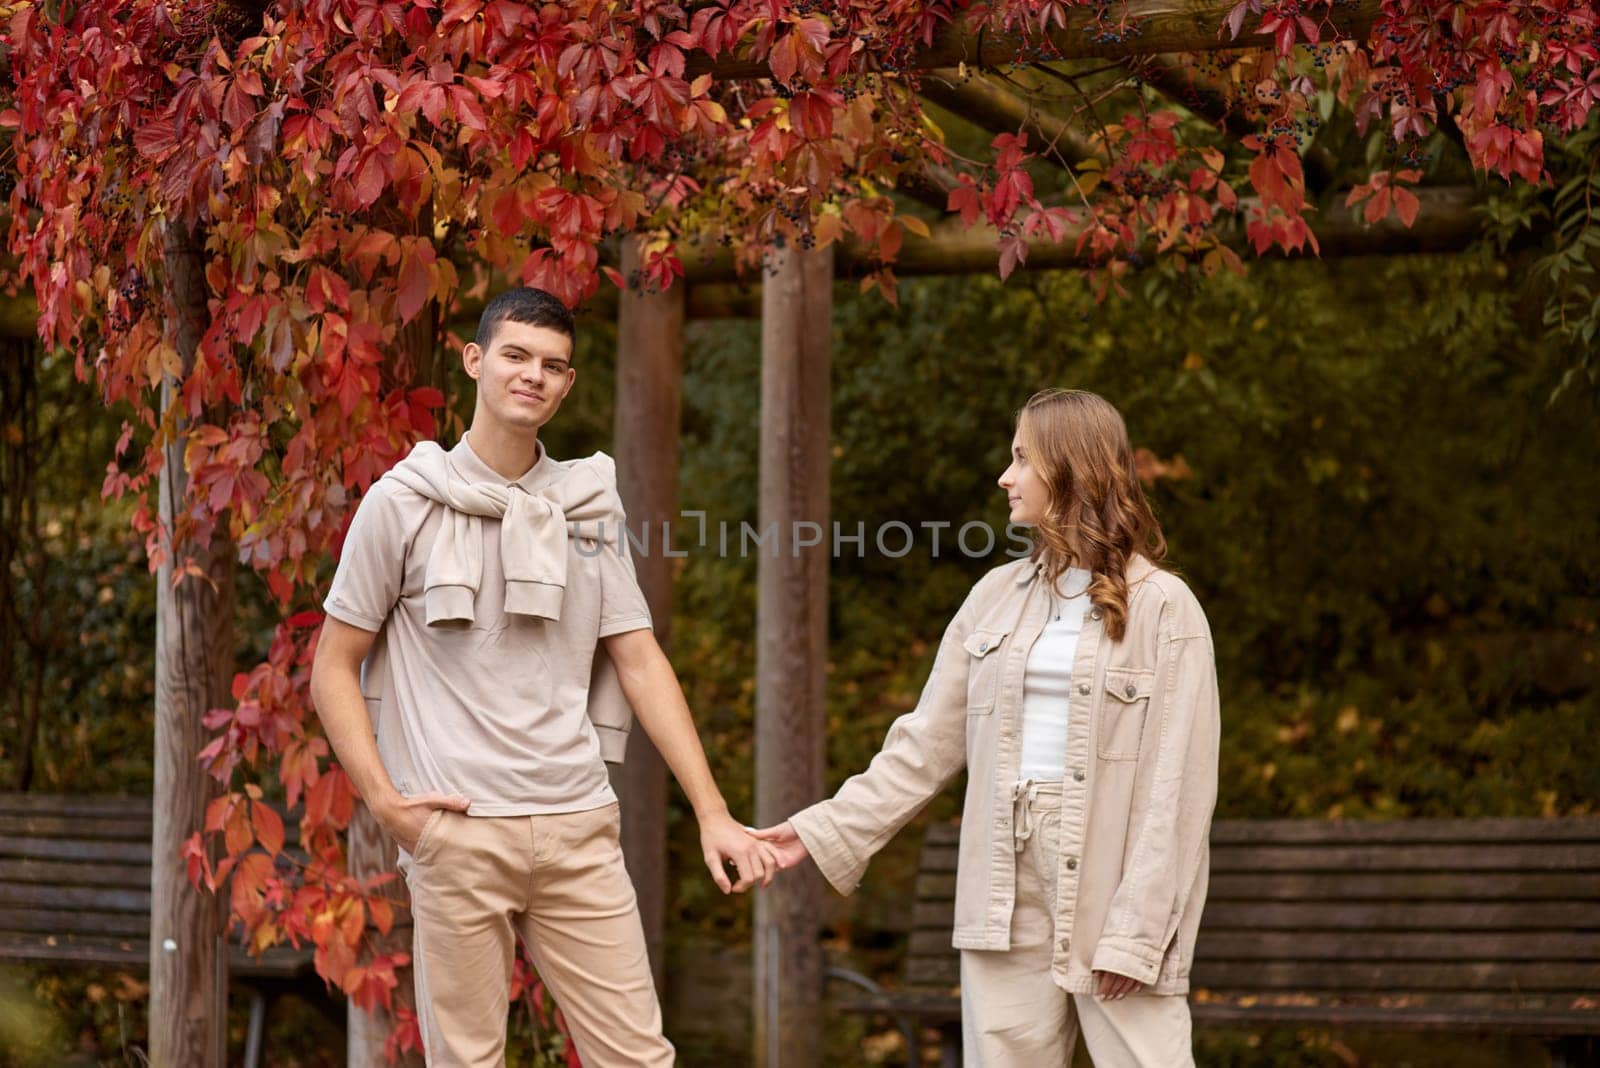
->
[[1, 505, 157, 793], [1479, 113, 1600, 402]]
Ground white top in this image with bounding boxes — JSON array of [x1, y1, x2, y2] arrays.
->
[[1018, 568, 1093, 783]]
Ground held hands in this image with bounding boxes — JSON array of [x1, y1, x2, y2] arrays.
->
[[699, 810, 782, 894], [750, 821, 811, 871], [380, 791, 472, 853]]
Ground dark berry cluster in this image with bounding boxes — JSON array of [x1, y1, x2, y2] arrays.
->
[[111, 269, 148, 330], [1083, 18, 1146, 46], [1120, 174, 1178, 199]]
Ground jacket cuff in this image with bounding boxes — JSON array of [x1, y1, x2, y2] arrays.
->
[[1090, 937, 1162, 986], [789, 804, 866, 896]]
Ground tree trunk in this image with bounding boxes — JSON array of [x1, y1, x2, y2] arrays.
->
[[753, 244, 832, 1068], [612, 236, 686, 990], [150, 220, 233, 1068]]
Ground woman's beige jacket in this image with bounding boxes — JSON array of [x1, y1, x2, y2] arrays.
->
[[789, 554, 1220, 995]]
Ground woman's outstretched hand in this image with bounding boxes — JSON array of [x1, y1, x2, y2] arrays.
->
[[751, 821, 812, 870]]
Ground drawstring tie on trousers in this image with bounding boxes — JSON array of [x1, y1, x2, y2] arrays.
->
[[1012, 779, 1041, 852], [1011, 779, 1063, 853]]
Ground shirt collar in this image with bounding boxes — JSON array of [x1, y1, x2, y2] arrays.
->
[[1016, 554, 1156, 586], [448, 433, 552, 493]]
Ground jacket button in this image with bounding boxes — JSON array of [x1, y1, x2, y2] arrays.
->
[[1090, 608, 1102, 620], [1059, 937, 1071, 951], [1125, 683, 1137, 698], [978, 641, 988, 652], [1066, 857, 1078, 870], [1073, 769, 1085, 782], [1078, 684, 1090, 696]]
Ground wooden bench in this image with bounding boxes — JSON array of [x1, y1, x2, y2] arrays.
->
[[837, 818, 1600, 1067], [0, 792, 324, 1067]]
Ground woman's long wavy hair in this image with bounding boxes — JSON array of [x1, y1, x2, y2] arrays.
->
[[1017, 389, 1166, 642]]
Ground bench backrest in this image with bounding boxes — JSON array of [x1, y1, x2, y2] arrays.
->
[[0, 792, 308, 978], [1197, 818, 1600, 1016], [904, 817, 1600, 1018]]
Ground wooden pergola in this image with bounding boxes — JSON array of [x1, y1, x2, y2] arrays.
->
[[71, 0, 1498, 1063], [603, 8, 1486, 1066]]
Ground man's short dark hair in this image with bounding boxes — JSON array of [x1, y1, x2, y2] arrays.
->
[[474, 287, 576, 350]]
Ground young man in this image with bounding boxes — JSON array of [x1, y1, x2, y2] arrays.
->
[[310, 287, 774, 1066]]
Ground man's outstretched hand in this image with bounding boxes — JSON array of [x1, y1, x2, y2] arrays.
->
[[700, 811, 781, 894], [751, 821, 811, 871]]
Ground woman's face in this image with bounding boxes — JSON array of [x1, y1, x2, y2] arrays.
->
[[998, 430, 1051, 527]]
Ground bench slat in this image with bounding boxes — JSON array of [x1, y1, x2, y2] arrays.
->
[[1210, 843, 1600, 874], [0, 837, 152, 864], [0, 859, 150, 889], [0, 908, 149, 937], [0, 815, 152, 841], [1209, 871, 1600, 902], [0, 883, 151, 912], [0, 932, 144, 966], [0, 796, 152, 819], [1191, 1001, 1600, 1036], [1192, 960, 1600, 994], [906, 956, 959, 987], [1203, 901, 1599, 931], [0, 932, 314, 980], [1194, 931, 1600, 962], [1211, 819, 1600, 846]]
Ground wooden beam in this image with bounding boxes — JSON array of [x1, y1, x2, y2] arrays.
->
[[690, 0, 1382, 79], [150, 220, 231, 1068], [754, 244, 831, 1068], [613, 235, 685, 991], [675, 185, 1485, 283], [919, 68, 1097, 165]]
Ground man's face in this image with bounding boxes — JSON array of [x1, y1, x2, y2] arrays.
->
[[463, 319, 576, 432]]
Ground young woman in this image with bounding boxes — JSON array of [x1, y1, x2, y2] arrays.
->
[[757, 389, 1220, 1066]]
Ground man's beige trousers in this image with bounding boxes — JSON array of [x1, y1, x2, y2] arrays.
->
[[401, 803, 674, 1067], [960, 783, 1195, 1066]]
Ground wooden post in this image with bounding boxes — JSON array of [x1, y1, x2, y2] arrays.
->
[[150, 220, 232, 1068], [348, 196, 437, 1068], [613, 236, 686, 988], [347, 804, 423, 1066], [753, 244, 832, 1068]]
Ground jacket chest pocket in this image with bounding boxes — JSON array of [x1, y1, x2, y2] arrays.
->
[[1098, 667, 1155, 760], [962, 629, 1010, 714]]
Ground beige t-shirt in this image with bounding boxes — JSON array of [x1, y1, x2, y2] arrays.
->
[[323, 436, 653, 816]]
